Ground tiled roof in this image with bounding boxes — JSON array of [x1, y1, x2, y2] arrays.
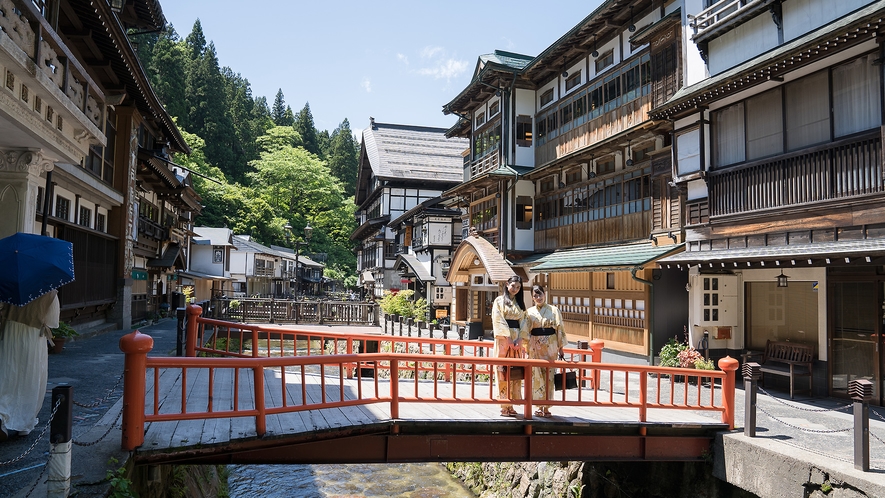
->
[[193, 227, 234, 246], [395, 254, 434, 283], [362, 122, 467, 182], [479, 50, 534, 71], [532, 243, 684, 272], [660, 239, 885, 266]]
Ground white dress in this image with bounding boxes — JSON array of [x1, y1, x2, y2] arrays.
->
[[0, 291, 59, 434]]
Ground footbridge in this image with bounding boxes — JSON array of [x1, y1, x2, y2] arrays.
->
[[119, 306, 738, 466]]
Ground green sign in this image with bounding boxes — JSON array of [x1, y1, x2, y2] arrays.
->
[[132, 269, 148, 280]]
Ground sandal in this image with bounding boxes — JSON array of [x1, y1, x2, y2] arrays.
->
[[543, 410, 553, 417], [501, 408, 517, 417], [534, 409, 546, 417]]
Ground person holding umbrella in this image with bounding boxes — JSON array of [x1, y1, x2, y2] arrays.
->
[[0, 233, 73, 441]]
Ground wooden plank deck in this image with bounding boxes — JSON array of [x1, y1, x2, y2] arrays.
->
[[135, 365, 729, 463]]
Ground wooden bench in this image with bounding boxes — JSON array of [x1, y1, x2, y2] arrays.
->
[[748, 340, 813, 399]]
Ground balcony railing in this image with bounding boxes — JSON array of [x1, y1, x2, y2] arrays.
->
[[708, 130, 883, 217], [0, 0, 105, 129], [689, 0, 766, 38], [137, 217, 169, 241], [469, 150, 501, 178]]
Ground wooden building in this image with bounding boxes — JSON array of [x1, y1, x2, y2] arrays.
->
[[352, 118, 466, 299], [653, 0, 885, 402], [0, 0, 196, 329], [443, 0, 692, 357]]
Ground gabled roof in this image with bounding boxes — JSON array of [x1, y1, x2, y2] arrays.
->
[[395, 254, 435, 283], [193, 227, 234, 246], [361, 121, 466, 182], [532, 242, 683, 272]]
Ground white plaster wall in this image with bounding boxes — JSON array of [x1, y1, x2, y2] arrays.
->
[[537, 80, 557, 112], [514, 88, 535, 167], [190, 246, 214, 274], [783, 0, 871, 42], [622, 11, 656, 59], [683, 0, 710, 86], [513, 179, 534, 251], [229, 249, 247, 276], [589, 38, 620, 81], [708, 14, 779, 75], [561, 58, 587, 98]]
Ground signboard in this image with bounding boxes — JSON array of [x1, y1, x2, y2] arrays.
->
[[131, 269, 148, 280], [435, 309, 449, 319]]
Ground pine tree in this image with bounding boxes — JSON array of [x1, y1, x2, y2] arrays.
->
[[148, 27, 187, 126], [327, 119, 359, 197], [294, 102, 321, 157], [186, 41, 236, 178], [271, 89, 288, 126], [184, 19, 207, 61]]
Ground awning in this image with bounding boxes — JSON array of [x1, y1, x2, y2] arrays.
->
[[178, 270, 233, 281], [361, 271, 375, 283], [394, 254, 434, 283], [532, 243, 684, 272], [659, 239, 885, 268], [447, 234, 518, 284], [147, 243, 184, 269]]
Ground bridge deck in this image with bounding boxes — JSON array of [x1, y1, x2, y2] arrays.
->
[[131, 366, 729, 465]]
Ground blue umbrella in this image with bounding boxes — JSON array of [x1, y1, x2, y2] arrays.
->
[[0, 232, 75, 306]]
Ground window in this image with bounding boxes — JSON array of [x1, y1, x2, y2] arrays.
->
[[565, 71, 582, 91], [595, 50, 614, 72], [475, 112, 485, 128], [36, 186, 44, 214], [603, 72, 621, 111], [55, 196, 70, 221], [213, 247, 224, 264], [713, 103, 746, 166], [516, 196, 533, 229], [785, 72, 828, 151], [573, 92, 587, 125], [78, 206, 91, 228], [833, 54, 881, 137], [597, 157, 615, 176], [675, 128, 701, 176], [559, 102, 573, 131], [701, 276, 720, 323], [516, 115, 532, 147], [489, 100, 500, 117], [606, 273, 615, 289], [539, 88, 554, 107], [96, 213, 106, 232]]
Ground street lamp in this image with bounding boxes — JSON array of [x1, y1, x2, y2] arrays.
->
[[285, 221, 313, 299]]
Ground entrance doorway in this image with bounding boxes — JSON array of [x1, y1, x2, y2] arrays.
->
[[829, 281, 883, 404]]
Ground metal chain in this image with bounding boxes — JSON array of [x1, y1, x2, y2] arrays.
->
[[871, 409, 885, 424], [72, 372, 124, 408], [757, 386, 853, 412], [0, 398, 61, 467], [871, 431, 885, 446], [24, 461, 49, 498], [72, 408, 123, 447], [757, 404, 853, 433]]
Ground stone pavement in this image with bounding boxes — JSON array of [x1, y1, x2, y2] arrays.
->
[[2, 316, 885, 497]]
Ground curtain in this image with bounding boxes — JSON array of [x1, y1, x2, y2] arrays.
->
[[746, 88, 783, 160], [676, 128, 701, 175], [713, 102, 746, 167], [786, 70, 830, 150], [834, 54, 881, 137]]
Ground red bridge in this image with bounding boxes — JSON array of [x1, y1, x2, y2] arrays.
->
[[119, 306, 738, 466]]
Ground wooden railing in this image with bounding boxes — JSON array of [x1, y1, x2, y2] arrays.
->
[[689, 0, 764, 37], [118, 306, 739, 450], [708, 131, 883, 217], [216, 297, 378, 325], [470, 150, 501, 178]]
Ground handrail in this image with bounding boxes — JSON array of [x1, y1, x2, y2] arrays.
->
[[115, 308, 739, 451]]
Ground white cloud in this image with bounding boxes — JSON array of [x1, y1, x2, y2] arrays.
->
[[397, 53, 409, 65], [361, 78, 372, 93], [417, 58, 469, 80], [420, 46, 443, 59]]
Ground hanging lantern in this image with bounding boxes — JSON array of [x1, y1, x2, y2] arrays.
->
[[776, 269, 790, 288]]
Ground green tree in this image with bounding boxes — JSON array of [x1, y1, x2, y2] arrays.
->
[[143, 26, 187, 126], [294, 102, 321, 157], [271, 89, 294, 126], [327, 119, 359, 197], [185, 40, 236, 178]]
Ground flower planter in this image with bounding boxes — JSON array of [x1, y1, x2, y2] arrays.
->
[[50, 337, 65, 354]]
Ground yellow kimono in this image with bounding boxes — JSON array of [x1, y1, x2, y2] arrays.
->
[[491, 295, 527, 411], [526, 302, 567, 411]]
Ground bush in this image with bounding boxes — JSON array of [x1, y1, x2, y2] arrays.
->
[[695, 357, 716, 370], [229, 299, 240, 309], [378, 290, 428, 320], [658, 337, 685, 368], [677, 346, 703, 368], [51, 321, 78, 339]]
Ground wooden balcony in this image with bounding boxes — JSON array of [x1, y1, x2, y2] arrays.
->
[[137, 217, 169, 241], [708, 130, 883, 218], [689, 0, 769, 40], [0, 0, 105, 132], [469, 150, 501, 178], [535, 94, 652, 168]]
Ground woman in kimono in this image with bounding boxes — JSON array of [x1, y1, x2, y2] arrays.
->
[[0, 289, 60, 440], [491, 275, 528, 417], [526, 285, 567, 417]]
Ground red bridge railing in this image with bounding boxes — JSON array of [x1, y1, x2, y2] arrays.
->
[[119, 305, 738, 451]]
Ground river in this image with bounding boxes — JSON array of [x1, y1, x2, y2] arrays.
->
[[228, 462, 475, 497]]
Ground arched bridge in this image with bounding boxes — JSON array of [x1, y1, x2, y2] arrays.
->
[[119, 306, 738, 466]]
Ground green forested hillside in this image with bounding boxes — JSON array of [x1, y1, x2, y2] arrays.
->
[[133, 21, 359, 282]]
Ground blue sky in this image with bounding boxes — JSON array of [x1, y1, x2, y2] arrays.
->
[[161, 1, 605, 135]]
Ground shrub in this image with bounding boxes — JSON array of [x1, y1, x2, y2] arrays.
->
[[51, 321, 78, 339], [229, 300, 240, 310], [377, 290, 427, 320], [658, 337, 685, 368], [695, 358, 716, 370], [677, 346, 703, 368]]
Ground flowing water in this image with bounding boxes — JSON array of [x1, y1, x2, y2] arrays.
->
[[228, 462, 475, 497]]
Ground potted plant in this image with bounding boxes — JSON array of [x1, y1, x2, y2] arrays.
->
[[50, 321, 78, 354]]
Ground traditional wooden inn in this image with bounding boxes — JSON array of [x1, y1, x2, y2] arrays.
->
[[443, 0, 693, 357], [352, 119, 467, 299], [389, 197, 462, 320], [652, 0, 885, 403], [0, 0, 197, 329]]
